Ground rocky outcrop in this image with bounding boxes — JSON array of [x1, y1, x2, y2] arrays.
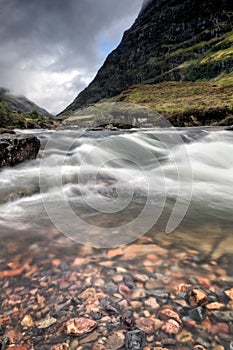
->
[[0, 134, 40, 168], [60, 0, 233, 115]]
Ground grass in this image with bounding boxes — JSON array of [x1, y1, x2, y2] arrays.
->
[[110, 81, 233, 126]]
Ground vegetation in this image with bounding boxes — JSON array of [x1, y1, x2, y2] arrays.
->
[[111, 81, 233, 126], [0, 101, 56, 129]]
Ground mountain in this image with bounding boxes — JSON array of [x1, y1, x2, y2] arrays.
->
[[60, 0, 233, 126], [0, 88, 56, 129], [0, 88, 52, 117]]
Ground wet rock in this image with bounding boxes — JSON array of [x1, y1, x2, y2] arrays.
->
[[205, 302, 225, 310], [159, 308, 182, 324], [21, 315, 34, 328], [189, 288, 208, 307], [131, 288, 146, 300], [162, 319, 182, 335], [125, 330, 146, 350], [50, 344, 69, 350], [210, 322, 229, 336], [0, 134, 40, 168], [119, 284, 132, 300], [65, 317, 97, 336], [0, 337, 9, 350], [106, 331, 125, 350], [144, 297, 159, 309], [224, 288, 233, 300], [135, 317, 157, 334], [188, 306, 207, 322], [35, 316, 57, 329], [210, 311, 233, 322], [4, 328, 22, 343], [176, 329, 193, 344], [149, 289, 170, 299]]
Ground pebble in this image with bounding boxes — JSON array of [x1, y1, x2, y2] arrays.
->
[[65, 317, 97, 336], [188, 306, 207, 322], [131, 288, 146, 300], [51, 344, 69, 350], [162, 319, 181, 335], [35, 316, 57, 329], [189, 288, 208, 306], [106, 331, 125, 350], [20, 315, 34, 328], [144, 297, 159, 309], [224, 288, 233, 300], [135, 317, 156, 334], [176, 329, 193, 343], [125, 330, 146, 350]]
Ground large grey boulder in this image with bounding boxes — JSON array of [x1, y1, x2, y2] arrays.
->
[[0, 134, 40, 168]]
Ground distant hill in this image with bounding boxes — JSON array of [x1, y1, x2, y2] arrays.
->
[[60, 0, 233, 126], [0, 88, 56, 129], [0, 88, 53, 117]]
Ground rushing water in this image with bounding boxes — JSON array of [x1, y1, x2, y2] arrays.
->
[[0, 126, 232, 249]]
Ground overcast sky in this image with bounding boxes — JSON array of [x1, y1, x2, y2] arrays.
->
[[0, 0, 143, 114]]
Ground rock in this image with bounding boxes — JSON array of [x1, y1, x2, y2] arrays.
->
[[135, 317, 157, 334], [188, 306, 207, 322], [65, 317, 97, 336], [162, 319, 182, 335], [189, 288, 208, 307], [176, 330, 193, 343], [119, 284, 132, 300], [144, 297, 159, 309], [159, 309, 182, 324], [106, 332, 125, 350], [224, 288, 233, 300], [35, 316, 57, 329], [4, 328, 22, 343], [210, 322, 229, 336], [125, 330, 146, 350], [205, 302, 225, 310], [0, 134, 40, 168], [131, 288, 146, 300], [50, 344, 69, 350], [21, 315, 34, 328]]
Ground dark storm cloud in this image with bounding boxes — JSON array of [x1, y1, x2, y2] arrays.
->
[[0, 0, 143, 113]]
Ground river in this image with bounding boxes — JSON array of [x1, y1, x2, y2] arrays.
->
[[0, 126, 232, 251]]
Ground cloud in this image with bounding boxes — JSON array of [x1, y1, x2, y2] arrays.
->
[[0, 0, 142, 114]]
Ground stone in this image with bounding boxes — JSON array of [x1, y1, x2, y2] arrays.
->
[[125, 330, 146, 350], [136, 317, 156, 334], [131, 288, 146, 300], [162, 319, 182, 335], [106, 332, 125, 350], [51, 344, 69, 350], [21, 315, 34, 328], [224, 288, 233, 300], [0, 134, 40, 168], [175, 330, 193, 343], [159, 309, 181, 324], [189, 288, 208, 307], [188, 307, 207, 322], [133, 274, 149, 283], [65, 317, 97, 336], [205, 302, 225, 310], [4, 328, 22, 343], [144, 297, 159, 309], [35, 316, 57, 329]]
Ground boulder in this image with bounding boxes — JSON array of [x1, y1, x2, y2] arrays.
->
[[0, 134, 40, 168]]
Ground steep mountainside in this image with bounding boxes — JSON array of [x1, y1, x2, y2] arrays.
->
[[61, 0, 233, 116]]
